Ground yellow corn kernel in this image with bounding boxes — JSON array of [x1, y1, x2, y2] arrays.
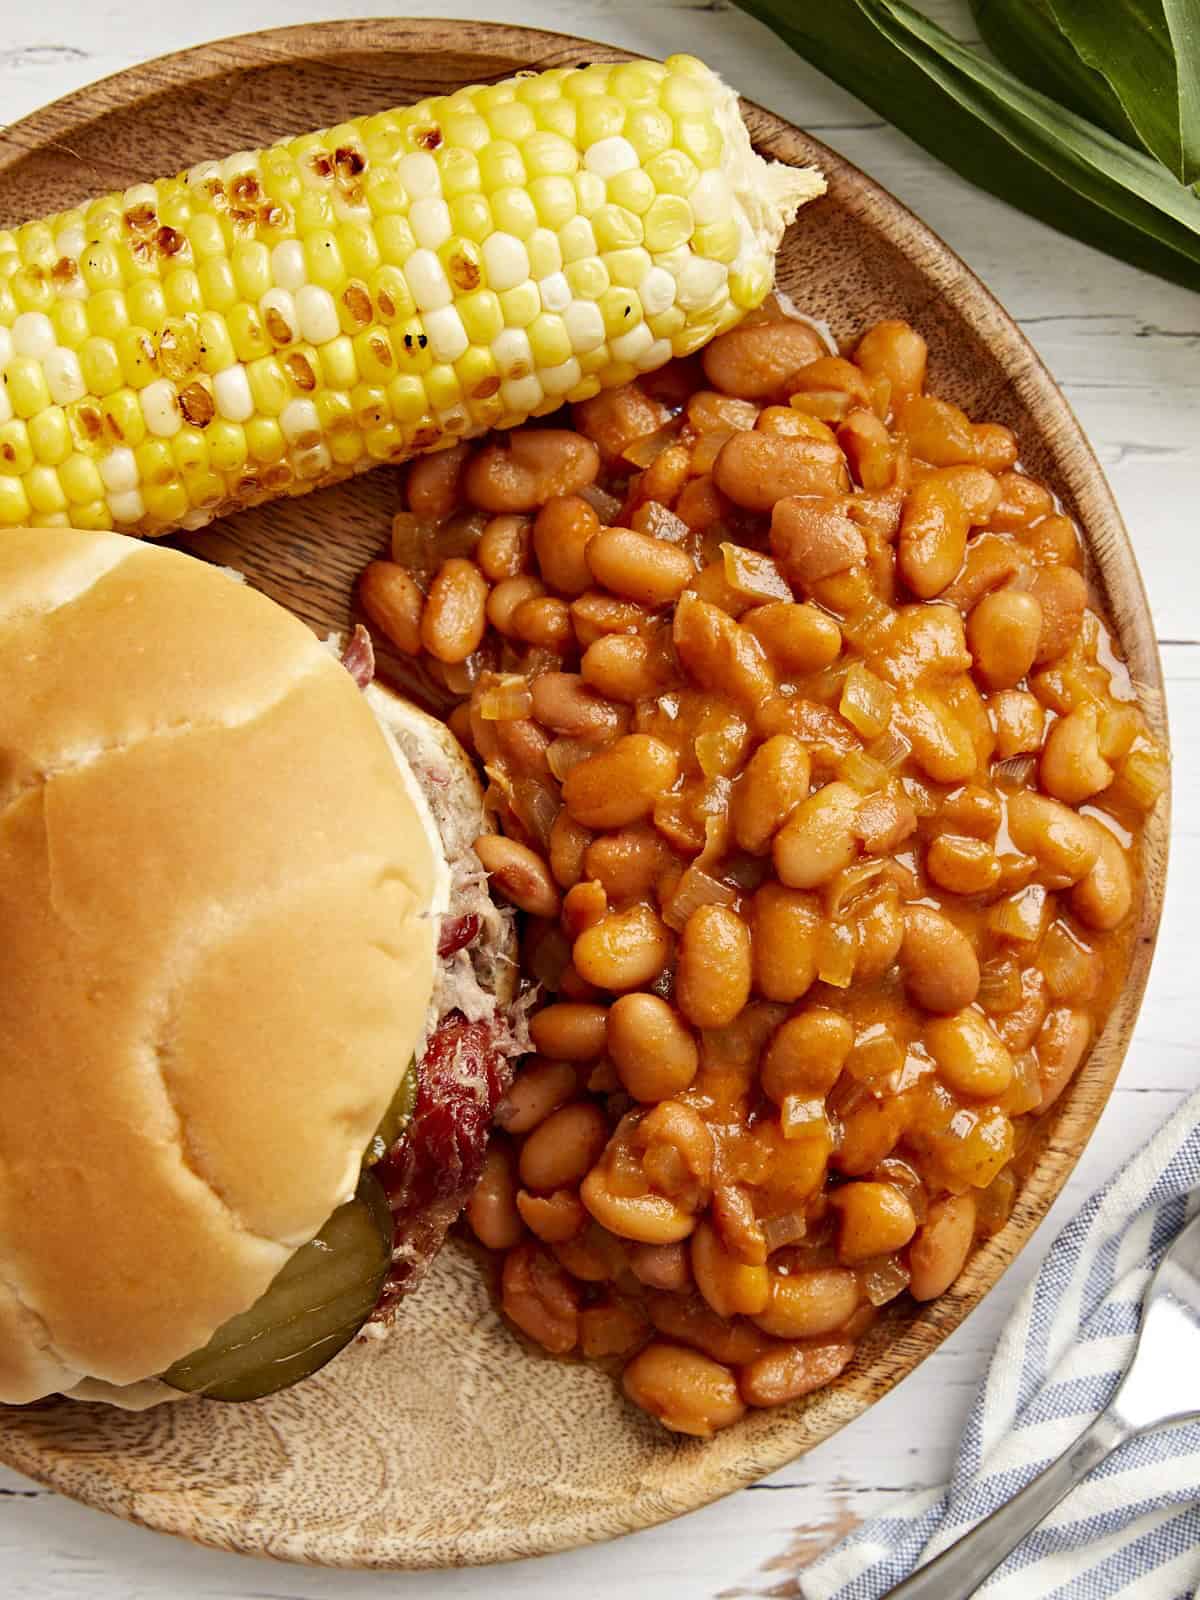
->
[[196, 311, 235, 375], [449, 193, 492, 243], [25, 465, 68, 514], [198, 257, 238, 312], [607, 248, 654, 289], [172, 426, 209, 474], [163, 267, 205, 319], [142, 480, 189, 524], [558, 216, 598, 265], [490, 187, 537, 238], [315, 389, 355, 434], [319, 335, 359, 389], [13, 270, 53, 313], [115, 328, 158, 389], [644, 195, 695, 253], [456, 346, 499, 401], [295, 191, 335, 234], [527, 176, 577, 230], [499, 282, 540, 328], [479, 142, 525, 192], [646, 150, 699, 197], [29, 407, 71, 465], [0, 421, 33, 475], [437, 146, 482, 196], [183, 468, 223, 507], [51, 299, 90, 349], [528, 313, 572, 368], [611, 63, 661, 102], [0, 473, 30, 525], [366, 421, 405, 460], [693, 219, 740, 264], [377, 214, 417, 264], [577, 345, 615, 377], [729, 263, 772, 309], [489, 101, 538, 144], [675, 115, 723, 169], [526, 228, 562, 279], [67, 498, 112, 530], [227, 305, 271, 363], [247, 356, 289, 415], [371, 264, 416, 323], [100, 389, 146, 448], [458, 289, 503, 346], [391, 318, 433, 376], [524, 130, 577, 179], [6, 356, 51, 418], [384, 375, 424, 422], [442, 111, 491, 152], [567, 373, 603, 403], [136, 439, 175, 487], [230, 240, 271, 301], [87, 288, 130, 339], [592, 204, 643, 253], [565, 257, 609, 300], [128, 279, 167, 330], [80, 241, 121, 292], [281, 346, 319, 394], [207, 418, 248, 471], [0, 282, 16, 325], [305, 230, 345, 290], [340, 223, 381, 280], [329, 426, 366, 466], [649, 305, 688, 341], [59, 451, 103, 504], [425, 364, 461, 411], [245, 415, 285, 463], [607, 169, 656, 216], [574, 172, 606, 215], [18, 221, 55, 269], [626, 105, 674, 160]]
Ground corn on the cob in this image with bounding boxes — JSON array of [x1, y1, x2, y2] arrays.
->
[[0, 55, 822, 537]]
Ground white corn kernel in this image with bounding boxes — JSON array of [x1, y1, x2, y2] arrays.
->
[[410, 197, 451, 250], [492, 327, 534, 378], [423, 305, 469, 363], [611, 322, 654, 364], [44, 348, 86, 406], [99, 447, 138, 492], [332, 192, 371, 226], [54, 225, 86, 261], [213, 364, 254, 422], [295, 284, 340, 343], [635, 337, 675, 372], [482, 233, 530, 294], [0, 327, 12, 369], [501, 374, 545, 415], [639, 266, 677, 316], [0, 385, 11, 425], [141, 379, 181, 437], [122, 183, 158, 211], [12, 312, 54, 359], [676, 256, 727, 310], [564, 300, 606, 353], [220, 151, 258, 183], [403, 250, 453, 312], [271, 240, 308, 292], [538, 272, 571, 313], [109, 489, 146, 523], [540, 357, 582, 395], [689, 170, 733, 225], [583, 137, 639, 179], [398, 151, 441, 199], [187, 160, 220, 186], [280, 397, 320, 445]]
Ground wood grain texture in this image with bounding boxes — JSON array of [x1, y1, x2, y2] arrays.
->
[[0, 16, 1170, 1571]]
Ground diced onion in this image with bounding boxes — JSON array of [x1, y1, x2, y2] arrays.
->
[[634, 499, 690, 544], [690, 430, 732, 475], [622, 423, 679, 468], [1113, 743, 1169, 813], [862, 1255, 911, 1307], [478, 675, 533, 722], [826, 859, 887, 920], [530, 927, 570, 992], [578, 481, 623, 524], [762, 1211, 808, 1251], [1005, 1051, 1042, 1116], [845, 1024, 903, 1083], [868, 727, 912, 771], [510, 777, 559, 851], [988, 884, 1049, 944], [663, 862, 737, 931], [720, 542, 791, 603], [390, 511, 438, 580], [436, 508, 488, 560], [817, 920, 858, 988], [1039, 920, 1097, 1001], [839, 748, 890, 794], [993, 755, 1037, 787], [839, 662, 897, 739], [547, 736, 596, 781], [977, 1166, 1018, 1235], [978, 956, 1024, 1014], [780, 1096, 828, 1141]]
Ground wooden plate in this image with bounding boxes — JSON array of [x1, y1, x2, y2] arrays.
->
[[0, 18, 1169, 1570]]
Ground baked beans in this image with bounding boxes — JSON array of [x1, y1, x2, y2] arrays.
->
[[360, 305, 1166, 1438]]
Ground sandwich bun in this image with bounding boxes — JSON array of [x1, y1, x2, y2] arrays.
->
[[0, 529, 444, 1405]]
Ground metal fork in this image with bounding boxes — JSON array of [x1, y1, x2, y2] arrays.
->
[[883, 1206, 1200, 1598]]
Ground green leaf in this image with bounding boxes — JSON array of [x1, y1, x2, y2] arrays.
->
[[1047, 0, 1200, 185], [731, 0, 1200, 291], [971, 0, 1142, 150]]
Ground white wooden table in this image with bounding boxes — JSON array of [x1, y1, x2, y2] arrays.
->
[[2, 1, 1196, 1594]]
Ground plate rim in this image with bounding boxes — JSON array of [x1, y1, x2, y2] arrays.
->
[[0, 15, 1170, 1568]]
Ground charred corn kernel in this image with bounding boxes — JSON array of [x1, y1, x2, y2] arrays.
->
[[0, 57, 820, 535], [29, 408, 70, 465]]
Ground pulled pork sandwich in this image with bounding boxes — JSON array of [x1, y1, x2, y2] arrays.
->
[[0, 529, 516, 1409]]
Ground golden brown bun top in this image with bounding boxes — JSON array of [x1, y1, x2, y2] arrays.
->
[[0, 530, 440, 1402]]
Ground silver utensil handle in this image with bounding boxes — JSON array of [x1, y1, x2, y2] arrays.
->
[[881, 1409, 1130, 1599]]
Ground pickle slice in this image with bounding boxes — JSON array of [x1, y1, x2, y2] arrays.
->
[[364, 1055, 417, 1166], [162, 1173, 392, 1402]]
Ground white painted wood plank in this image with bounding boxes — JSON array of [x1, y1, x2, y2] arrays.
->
[[0, 0, 1195, 1594]]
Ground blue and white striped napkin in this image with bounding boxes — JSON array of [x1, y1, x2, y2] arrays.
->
[[803, 1087, 1200, 1599]]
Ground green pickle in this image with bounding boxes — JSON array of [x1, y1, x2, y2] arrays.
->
[[162, 1171, 392, 1402], [364, 1054, 417, 1166]]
